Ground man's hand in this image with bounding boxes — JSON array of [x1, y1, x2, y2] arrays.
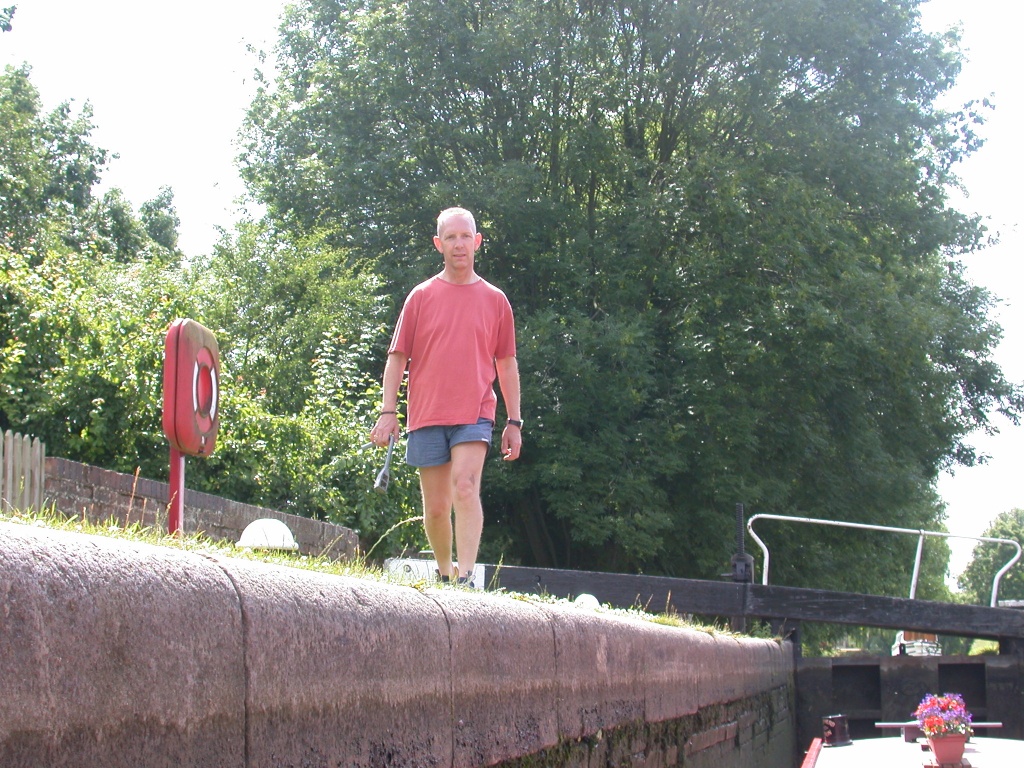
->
[[370, 412, 400, 447], [501, 423, 522, 461]]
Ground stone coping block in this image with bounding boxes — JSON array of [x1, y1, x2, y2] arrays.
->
[[226, 558, 454, 768], [0, 522, 245, 768], [430, 589, 560, 767], [546, 607, 649, 739], [0, 522, 793, 767]]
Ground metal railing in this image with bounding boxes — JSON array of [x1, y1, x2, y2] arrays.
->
[[1, 430, 46, 513], [747, 513, 1022, 608]]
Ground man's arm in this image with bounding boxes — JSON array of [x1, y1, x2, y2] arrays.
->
[[370, 351, 408, 445], [495, 355, 522, 461]]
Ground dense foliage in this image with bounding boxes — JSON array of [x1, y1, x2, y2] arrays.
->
[[3, 2, 1021, 605], [238, 0, 1018, 595], [0, 63, 425, 554]]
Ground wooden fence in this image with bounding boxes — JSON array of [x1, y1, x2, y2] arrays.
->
[[0, 430, 46, 512]]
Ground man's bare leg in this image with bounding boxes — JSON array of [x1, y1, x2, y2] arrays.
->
[[449, 441, 488, 581], [419, 463, 455, 578]]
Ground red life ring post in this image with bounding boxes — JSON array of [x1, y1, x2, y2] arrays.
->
[[162, 319, 221, 534]]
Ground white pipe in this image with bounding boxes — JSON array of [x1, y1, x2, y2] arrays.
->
[[910, 532, 925, 600]]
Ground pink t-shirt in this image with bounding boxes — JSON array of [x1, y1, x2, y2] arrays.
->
[[389, 276, 516, 431]]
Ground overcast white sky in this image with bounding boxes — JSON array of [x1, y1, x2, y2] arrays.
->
[[3, 0, 1021, 587], [918, 0, 1024, 584]]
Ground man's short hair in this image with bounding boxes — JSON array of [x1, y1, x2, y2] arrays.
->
[[437, 207, 476, 236]]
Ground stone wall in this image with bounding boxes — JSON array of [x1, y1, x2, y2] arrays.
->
[[0, 521, 796, 768], [43, 456, 358, 561]]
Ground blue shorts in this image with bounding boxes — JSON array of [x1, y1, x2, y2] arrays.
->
[[406, 418, 494, 468]]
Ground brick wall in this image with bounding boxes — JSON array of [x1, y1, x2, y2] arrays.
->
[[44, 457, 358, 561]]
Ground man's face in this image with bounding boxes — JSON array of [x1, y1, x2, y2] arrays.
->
[[434, 214, 482, 272]]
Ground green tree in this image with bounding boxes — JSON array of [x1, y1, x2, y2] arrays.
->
[[1, 65, 185, 456], [0, 64, 110, 255], [184, 221, 426, 544], [1, 232, 421, 552], [1, 6, 14, 34], [140, 186, 181, 253], [0, 70, 179, 434], [0, 52, 428, 561], [240, 0, 1021, 585], [193, 221, 388, 415], [0, 244, 196, 473], [0, 62, 418, 553], [958, 509, 1024, 605], [89, 188, 151, 259], [0, 64, 179, 264]]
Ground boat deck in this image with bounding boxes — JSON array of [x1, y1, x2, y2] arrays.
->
[[806, 736, 1024, 767]]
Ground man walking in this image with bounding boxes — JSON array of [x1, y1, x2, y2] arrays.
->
[[369, 207, 521, 585]]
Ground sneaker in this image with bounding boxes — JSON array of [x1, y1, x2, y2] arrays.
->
[[435, 565, 459, 584], [456, 575, 475, 588]]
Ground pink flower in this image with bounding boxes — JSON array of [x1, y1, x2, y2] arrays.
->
[[913, 693, 973, 737]]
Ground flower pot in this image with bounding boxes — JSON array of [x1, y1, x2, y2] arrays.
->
[[927, 733, 968, 766], [821, 715, 852, 747]]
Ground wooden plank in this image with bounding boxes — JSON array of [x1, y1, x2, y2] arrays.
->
[[2, 429, 12, 512], [18, 430, 29, 509], [492, 566, 1024, 639], [744, 582, 1024, 638], [30, 436, 45, 510]]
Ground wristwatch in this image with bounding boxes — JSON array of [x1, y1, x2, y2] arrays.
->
[[507, 419, 523, 428]]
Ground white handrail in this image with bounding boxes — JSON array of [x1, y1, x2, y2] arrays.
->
[[746, 513, 1021, 608]]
